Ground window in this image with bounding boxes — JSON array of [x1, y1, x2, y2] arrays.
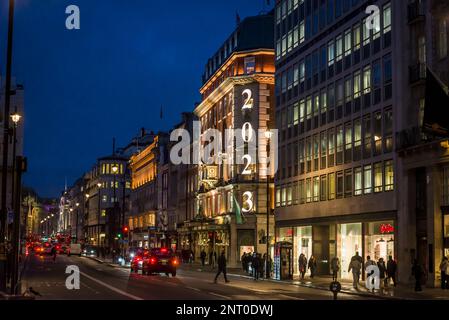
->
[[300, 99, 305, 124], [345, 169, 353, 197], [374, 111, 382, 155], [321, 90, 327, 114], [438, 20, 448, 59], [306, 137, 312, 172], [383, 3, 391, 34], [293, 25, 299, 48], [275, 187, 281, 207], [293, 182, 299, 205], [313, 177, 320, 202], [102, 195, 108, 202], [353, 24, 361, 50], [374, 162, 383, 192], [328, 40, 335, 66], [299, 21, 305, 43], [299, 180, 305, 204], [384, 160, 394, 191], [384, 109, 393, 153], [363, 114, 371, 158], [354, 118, 362, 160], [293, 103, 299, 125], [300, 61, 305, 83], [336, 171, 344, 199], [320, 175, 327, 201], [294, 64, 299, 86], [321, 131, 327, 169], [362, 18, 370, 45], [314, 134, 320, 170], [244, 56, 256, 74], [353, 71, 361, 98], [329, 173, 336, 200], [364, 164, 372, 194], [336, 35, 343, 61], [344, 122, 352, 163], [383, 54, 392, 84], [313, 94, 320, 117], [328, 128, 335, 167], [336, 125, 344, 165], [281, 186, 287, 206], [299, 139, 305, 174], [306, 178, 312, 203], [363, 66, 371, 94], [345, 77, 352, 102], [306, 96, 312, 120], [344, 29, 352, 56], [288, 30, 293, 53], [287, 184, 293, 206], [354, 167, 362, 196]]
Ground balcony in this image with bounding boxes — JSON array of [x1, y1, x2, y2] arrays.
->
[[408, 1, 425, 24], [409, 63, 426, 85]]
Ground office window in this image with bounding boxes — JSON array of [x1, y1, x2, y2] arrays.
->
[[321, 131, 327, 169], [384, 108, 393, 153], [328, 128, 335, 167], [101, 209, 106, 217], [383, 2, 391, 33], [373, 60, 381, 90], [321, 90, 327, 114], [353, 24, 361, 50], [374, 111, 382, 155], [345, 169, 353, 197], [354, 118, 362, 160], [300, 20, 305, 43], [299, 139, 305, 174], [288, 30, 293, 53], [293, 25, 299, 48], [336, 35, 343, 61], [345, 77, 352, 102], [364, 164, 372, 194], [336, 171, 344, 199], [336, 80, 344, 106], [313, 134, 320, 170], [299, 180, 305, 204], [328, 40, 335, 66], [336, 125, 344, 165], [344, 29, 352, 56], [300, 61, 306, 83], [327, 0, 334, 23], [306, 178, 312, 203], [353, 71, 361, 98], [282, 35, 287, 57], [102, 195, 107, 202], [363, 66, 371, 94], [344, 122, 352, 163], [306, 96, 312, 120], [300, 99, 305, 124], [293, 103, 299, 125], [439, 20, 448, 59], [293, 64, 299, 87], [287, 184, 293, 206], [354, 167, 362, 196], [281, 185, 287, 206], [313, 94, 320, 117], [384, 160, 394, 191], [320, 175, 327, 201], [374, 162, 383, 192], [293, 182, 299, 205], [329, 172, 336, 200], [362, 18, 370, 45], [306, 137, 312, 172], [313, 177, 320, 202]]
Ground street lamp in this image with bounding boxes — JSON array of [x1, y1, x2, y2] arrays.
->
[[97, 182, 102, 254], [264, 130, 273, 279]]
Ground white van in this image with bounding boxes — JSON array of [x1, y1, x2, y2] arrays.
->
[[68, 243, 82, 256]]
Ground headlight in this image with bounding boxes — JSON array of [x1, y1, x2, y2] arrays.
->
[[130, 253, 135, 259], [90, 250, 95, 254]]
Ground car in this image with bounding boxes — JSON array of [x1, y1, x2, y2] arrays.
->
[[130, 250, 149, 273], [42, 242, 52, 255], [82, 245, 97, 257], [67, 243, 82, 256], [142, 248, 179, 277], [33, 244, 44, 255]]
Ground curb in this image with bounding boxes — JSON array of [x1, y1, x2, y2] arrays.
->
[[85, 256, 130, 269]]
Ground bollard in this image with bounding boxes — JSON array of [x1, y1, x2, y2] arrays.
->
[[330, 281, 342, 300]]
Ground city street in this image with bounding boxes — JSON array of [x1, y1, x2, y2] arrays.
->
[[19, 254, 374, 300]]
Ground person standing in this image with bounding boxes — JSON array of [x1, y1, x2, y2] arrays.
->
[[214, 251, 230, 283], [200, 250, 207, 267], [252, 253, 260, 280], [51, 245, 57, 263], [439, 256, 449, 289], [377, 258, 387, 288], [412, 259, 424, 292], [330, 256, 340, 280], [298, 253, 307, 280], [241, 253, 247, 272], [386, 255, 397, 287], [308, 255, 317, 278], [348, 254, 362, 289]]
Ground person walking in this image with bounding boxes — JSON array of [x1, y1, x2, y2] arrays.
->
[[330, 256, 340, 280], [386, 255, 397, 287], [308, 255, 317, 278], [412, 259, 424, 292], [241, 253, 247, 272], [439, 256, 449, 290], [377, 258, 387, 289], [298, 253, 307, 280], [348, 254, 362, 289], [252, 253, 260, 280], [214, 251, 230, 284], [200, 250, 206, 267], [51, 245, 57, 263]]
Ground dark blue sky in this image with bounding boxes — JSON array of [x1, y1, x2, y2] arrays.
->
[[0, 0, 270, 198]]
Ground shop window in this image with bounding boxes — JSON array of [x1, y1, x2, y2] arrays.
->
[[329, 173, 336, 200], [294, 226, 313, 274], [384, 160, 394, 191], [365, 221, 395, 263], [364, 164, 372, 194], [336, 171, 344, 199], [374, 162, 383, 192], [338, 223, 362, 280]]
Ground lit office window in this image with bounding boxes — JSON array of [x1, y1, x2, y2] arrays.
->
[[373, 112, 382, 155], [313, 177, 320, 202], [344, 29, 352, 56], [344, 122, 352, 163], [353, 71, 361, 98], [362, 18, 370, 46], [336, 171, 344, 199], [345, 77, 352, 102], [336, 125, 344, 165], [287, 184, 293, 206], [300, 99, 305, 124], [314, 94, 320, 117], [101, 209, 106, 217], [282, 35, 287, 57], [354, 118, 362, 160], [294, 25, 299, 48], [300, 61, 305, 83], [293, 182, 299, 205], [281, 186, 287, 206], [275, 187, 280, 207], [384, 109, 393, 153], [306, 96, 312, 120], [299, 179, 305, 204], [363, 66, 371, 94], [328, 40, 335, 66], [364, 164, 372, 194], [321, 131, 327, 169], [328, 173, 336, 200], [363, 115, 372, 158], [102, 195, 107, 202], [384, 160, 394, 191], [328, 129, 335, 167], [299, 140, 305, 174], [374, 162, 383, 192], [306, 178, 312, 203], [299, 21, 305, 43], [314, 135, 320, 170], [276, 40, 281, 60], [293, 103, 299, 125], [321, 90, 327, 114], [353, 24, 361, 50], [336, 35, 343, 61], [354, 167, 362, 196], [345, 169, 353, 197], [383, 3, 391, 33], [306, 138, 312, 172], [288, 30, 293, 53], [294, 64, 299, 86]]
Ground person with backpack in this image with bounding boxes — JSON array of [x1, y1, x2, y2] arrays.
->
[[348, 253, 362, 289]]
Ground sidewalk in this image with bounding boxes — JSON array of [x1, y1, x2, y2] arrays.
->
[[180, 262, 449, 300]]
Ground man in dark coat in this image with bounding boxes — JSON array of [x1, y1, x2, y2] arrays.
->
[[200, 250, 206, 266], [214, 251, 230, 283], [386, 255, 397, 287]]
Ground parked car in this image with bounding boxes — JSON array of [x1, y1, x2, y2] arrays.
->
[[142, 248, 179, 277], [67, 243, 82, 256]]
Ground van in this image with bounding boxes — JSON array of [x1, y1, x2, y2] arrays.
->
[[68, 243, 82, 256]]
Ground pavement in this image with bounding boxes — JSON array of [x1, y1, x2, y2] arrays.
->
[[17, 253, 378, 300]]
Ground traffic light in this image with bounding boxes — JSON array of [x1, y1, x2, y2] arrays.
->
[[117, 233, 122, 239], [123, 226, 129, 235]]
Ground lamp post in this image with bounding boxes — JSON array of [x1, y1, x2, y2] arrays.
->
[[85, 193, 89, 245], [111, 164, 119, 260], [97, 182, 101, 254], [75, 202, 79, 243], [264, 131, 273, 279], [10, 110, 21, 206]]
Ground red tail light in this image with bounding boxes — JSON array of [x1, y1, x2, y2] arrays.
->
[[150, 257, 157, 265], [172, 259, 179, 265]]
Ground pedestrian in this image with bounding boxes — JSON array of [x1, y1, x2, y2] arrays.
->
[[439, 256, 449, 290], [189, 250, 194, 264], [200, 250, 207, 267], [247, 252, 253, 274], [348, 254, 362, 289], [241, 253, 247, 271], [330, 256, 340, 280], [308, 255, 317, 278], [209, 251, 213, 266], [214, 251, 230, 284], [412, 259, 424, 292], [51, 245, 57, 262], [386, 255, 397, 287], [259, 254, 265, 279], [298, 253, 307, 280], [252, 253, 260, 280], [364, 255, 376, 289], [213, 251, 217, 268], [266, 254, 273, 279], [377, 258, 387, 288]]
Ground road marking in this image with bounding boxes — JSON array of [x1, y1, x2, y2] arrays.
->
[[208, 292, 231, 300], [79, 271, 143, 300], [278, 294, 305, 300], [186, 286, 201, 292]]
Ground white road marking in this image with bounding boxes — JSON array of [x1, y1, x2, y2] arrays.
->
[[186, 286, 201, 292], [278, 294, 305, 300], [208, 292, 231, 300], [79, 270, 143, 300]]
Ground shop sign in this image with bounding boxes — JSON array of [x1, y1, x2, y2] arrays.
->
[[380, 224, 394, 234]]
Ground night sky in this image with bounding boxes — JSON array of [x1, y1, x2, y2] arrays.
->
[[0, 0, 270, 198]]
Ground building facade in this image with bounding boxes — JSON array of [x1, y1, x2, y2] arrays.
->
[[190, 13, 276, 267], [274, 0, 449, 286]]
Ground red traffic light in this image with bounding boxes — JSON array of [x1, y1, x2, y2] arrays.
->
[[123, 226, 129, 233]]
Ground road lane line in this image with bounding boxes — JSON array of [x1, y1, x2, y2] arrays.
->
[[79, 271, 143, 300], [186, 286, 201, 292], [208, 292, 231, 300], [278, 294, 305, 300]]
